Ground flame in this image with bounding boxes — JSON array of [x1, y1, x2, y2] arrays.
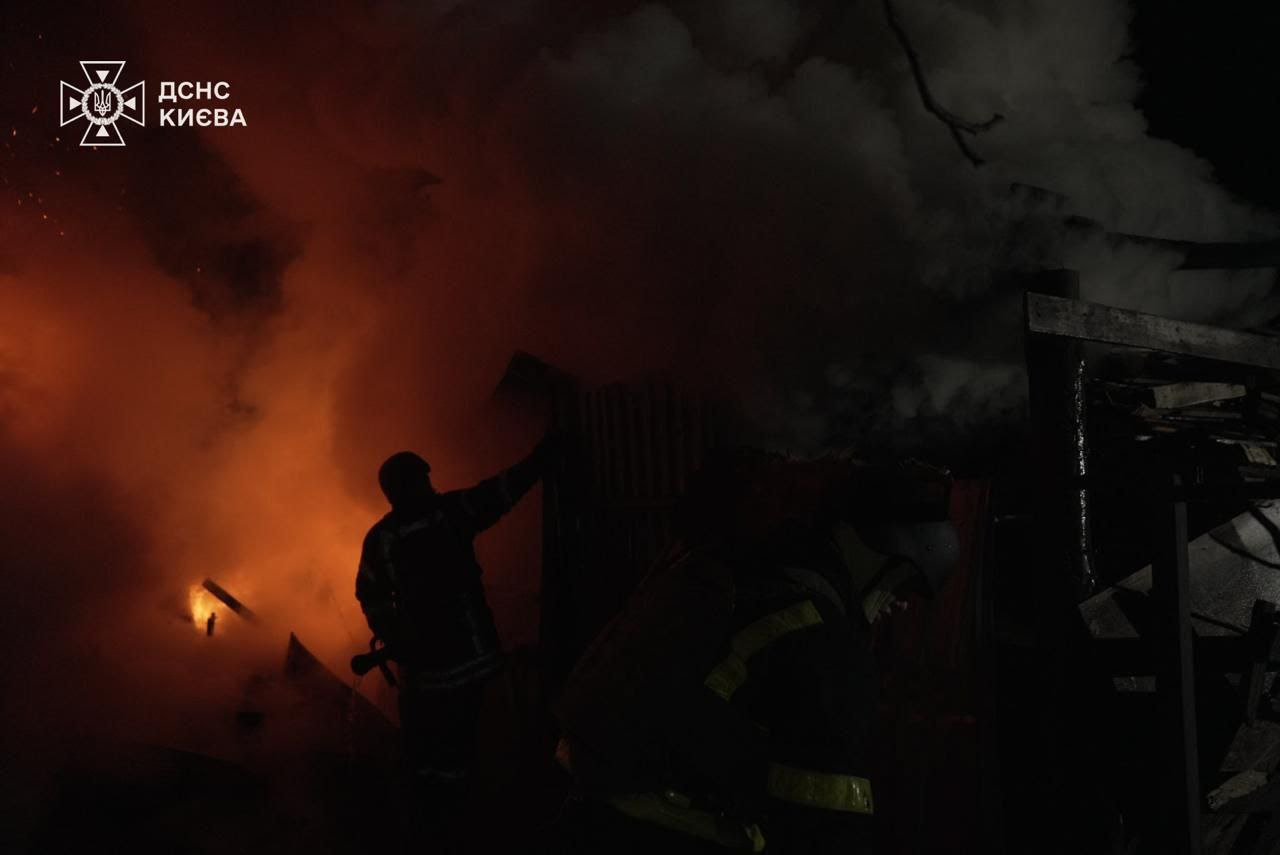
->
[[188, 585, 219, 631]]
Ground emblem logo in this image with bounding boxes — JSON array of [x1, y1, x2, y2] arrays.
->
[[60, 61, 145, 147]]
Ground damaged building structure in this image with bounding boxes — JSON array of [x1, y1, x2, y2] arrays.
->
[[27, 252, 1280, 854], [17, 1, 1280, 852]]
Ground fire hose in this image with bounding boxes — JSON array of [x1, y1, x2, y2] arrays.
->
[[351, 638, 397, 687]]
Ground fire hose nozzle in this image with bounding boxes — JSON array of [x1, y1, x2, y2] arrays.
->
[[351, 650, 386, 676], [351, 642, 397, 687]]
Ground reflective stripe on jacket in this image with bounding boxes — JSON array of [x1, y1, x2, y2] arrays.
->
[[700, 590, 877, 818]]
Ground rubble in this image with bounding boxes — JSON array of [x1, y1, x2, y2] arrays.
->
[[1080, 502, 1280, 642], [1208, 770, 1268, 811]]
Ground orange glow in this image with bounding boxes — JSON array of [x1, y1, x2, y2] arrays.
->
[[0, 3, 566, 742], [189, 585, 219, 631]]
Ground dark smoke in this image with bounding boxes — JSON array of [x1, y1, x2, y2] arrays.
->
[[0, 4, 1276, 832]]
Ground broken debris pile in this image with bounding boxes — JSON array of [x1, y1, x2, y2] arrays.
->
[[1092, 360, 1280, 483]]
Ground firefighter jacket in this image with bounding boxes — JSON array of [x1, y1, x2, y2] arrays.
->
[[717, 556, 877, 852], [355, 449, 546, 690], [560, 526, 880, 853]]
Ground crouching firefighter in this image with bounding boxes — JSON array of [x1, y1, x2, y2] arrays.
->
[[354, 435, 559, 804], [551, 456, 959, 854]]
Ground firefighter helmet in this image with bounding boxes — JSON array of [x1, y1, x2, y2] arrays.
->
[[377, 451, 433, 507], [858, 520, 959, 596]]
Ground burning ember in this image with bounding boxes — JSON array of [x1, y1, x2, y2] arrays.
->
[[188, 584, 219, 632], [187, 578, 259, 635]]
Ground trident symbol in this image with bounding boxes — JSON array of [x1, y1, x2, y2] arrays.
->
[[61, 62, 145, 146]]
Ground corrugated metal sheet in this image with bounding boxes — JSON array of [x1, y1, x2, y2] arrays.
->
[[542, 378, 725, 679], [575, 380, 722, 587]]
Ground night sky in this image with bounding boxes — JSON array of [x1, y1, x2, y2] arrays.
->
[[1133, 1, 1280, 212]]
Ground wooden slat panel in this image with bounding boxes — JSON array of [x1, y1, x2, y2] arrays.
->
[[638, 382, 655, 501], [688, 395, 705, 476], [600, 387, 614, 497], [654, 383, 672, 499], [589, 390, 604, 494], [565, 379, 726, 643], [672, 388, 687, 495], [627, 392, 642, 501], [1026, 292, 1280, 370], [609, 387, 624, 500]]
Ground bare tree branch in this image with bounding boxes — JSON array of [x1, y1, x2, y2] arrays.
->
[[882, 0, 1004, 167]]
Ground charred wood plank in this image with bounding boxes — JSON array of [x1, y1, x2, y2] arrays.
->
[[1155, 237, 1280, 271], [201, 578, 257, 623], [1144, 382, 1248, 410], [1152, 478, 1201, 855], [1243, 600, 1278, 724], [1026, 293, 1280, 371]]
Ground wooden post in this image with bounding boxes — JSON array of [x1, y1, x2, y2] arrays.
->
[[1025, 292, 1280, 372], [1152, 475, 1201, 855], [1023, 269, 1100, 850], [1024, 274, 1096, 599], [1242, 600, 1277, 724]]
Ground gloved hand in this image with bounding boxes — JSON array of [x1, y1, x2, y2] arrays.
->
[[364, 607, 403, 653], [370, 623, 401, 653]]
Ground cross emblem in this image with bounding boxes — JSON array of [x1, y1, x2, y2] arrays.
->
[[60, 61, 145, 147]]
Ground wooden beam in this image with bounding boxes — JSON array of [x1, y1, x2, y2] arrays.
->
[[1152, 478, 1201, 855], [1064, 216, 1280, 270], [1125, 234, 1280, 271], [201, 578, 257, 623], [1243, 601, 1278, 724], [1143, 381, 1247, 410], [1025, 293, 1280, 371]]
